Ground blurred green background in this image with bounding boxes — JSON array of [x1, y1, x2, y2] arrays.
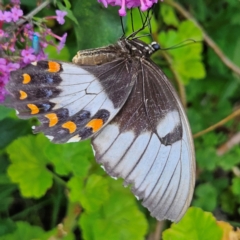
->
[[1, 0, 240, 239]]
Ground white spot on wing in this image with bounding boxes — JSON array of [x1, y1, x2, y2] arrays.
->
[[135, 195, 139, 200], [157, 110, 180, 138], [67, 135, 81, 143], [46, 135, 54, 141], [91, 144, 96, 156]]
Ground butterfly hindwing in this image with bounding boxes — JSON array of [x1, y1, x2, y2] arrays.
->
[[92, 58, 195, 222], [7, 59, 135, 143]]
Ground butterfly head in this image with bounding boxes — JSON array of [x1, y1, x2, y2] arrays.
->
[[119, 38, 160, 58]]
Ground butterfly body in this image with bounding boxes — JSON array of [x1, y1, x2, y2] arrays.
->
[[6, 38, 195, 222]]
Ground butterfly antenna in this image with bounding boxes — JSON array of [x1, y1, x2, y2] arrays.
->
[[161, 39, 202, 50]]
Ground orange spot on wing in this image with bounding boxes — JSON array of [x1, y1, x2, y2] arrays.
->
[[86, 119, 103, 133], [62, 121, 76, 133], [27, 104, 39, 114], [48, 61, 61, 73], [19, 90, 27, 100], [22, 74, 31, 84], [45, 113, 58, 127]]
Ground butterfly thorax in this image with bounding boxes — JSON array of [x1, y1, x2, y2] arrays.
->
[[118, 38, 160, 58], [72, 38, 160, 66]]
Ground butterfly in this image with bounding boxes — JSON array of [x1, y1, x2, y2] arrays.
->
[[6, 37, 195, 222]]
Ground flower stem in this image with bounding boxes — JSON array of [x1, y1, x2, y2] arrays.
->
[[16, 0, 52, 26]]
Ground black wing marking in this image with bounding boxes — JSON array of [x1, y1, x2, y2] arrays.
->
[[92, 58, 195, 222]]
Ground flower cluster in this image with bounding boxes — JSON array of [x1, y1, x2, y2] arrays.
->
[[0, 59, 19, 102], [98, 0, 160, 16], [0, 0, 68, 102]]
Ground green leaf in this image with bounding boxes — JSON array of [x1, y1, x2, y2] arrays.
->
[[0, 182, 16, 212], [159, 20, 205, 84], [218, 147, 240, 170], [73, 0, 122, 49], [45, 40, 70, 61], [196, 146, 219, 171], [68, 175, 109, 212], [7, 135, 53, 198], [63, 0, 71, 9], [162, 207, 223, 240], [79, 178, 148, 240], [0, 219, 16, 237], [161, 4, 179, 27], [67, 176, 85, 202], [0, 221, 45, 240], [0, 118, 31, 149], [192, 183, 218, 211], [178, 20, 203, 42], [0, 105, 14, 121], [220, 190, 237, 215], [45, 140, 93, 177], [231, 177, 240, 196], [196, 133, 222, 171]]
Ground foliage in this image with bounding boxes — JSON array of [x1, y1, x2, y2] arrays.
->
[[0, 0, 240, 239]]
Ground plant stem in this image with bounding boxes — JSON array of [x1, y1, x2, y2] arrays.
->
[[193, 108, 240, 138], [16, 0, 52, 26]]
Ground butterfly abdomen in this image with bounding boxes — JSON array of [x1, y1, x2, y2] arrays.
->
[[72, 44, 126, 66]]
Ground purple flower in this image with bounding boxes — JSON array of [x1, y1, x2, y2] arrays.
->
[[3, 11, 12, 22], [36, 51, 48, 61], [23, 23, 34, 37], [98, 0, 159, 16], [0, 58, 20, 102], [0, 58, 7, 65], [21, 48, 37, 63], [57, 33, 67, 52], [56, 10, 67, 25], [11, 6, 23, 22], [6, 62, 20, 73]]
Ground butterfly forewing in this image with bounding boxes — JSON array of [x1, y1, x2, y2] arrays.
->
[[7, 57, 135, 143], [6, 38, 195, 222]]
